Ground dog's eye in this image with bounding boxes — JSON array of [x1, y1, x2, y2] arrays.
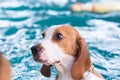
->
[[55, 33, 63, 40], [42, 33, 45, 38]]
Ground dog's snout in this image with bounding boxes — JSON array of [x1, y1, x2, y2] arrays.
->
[[31, 46, 41, 55]]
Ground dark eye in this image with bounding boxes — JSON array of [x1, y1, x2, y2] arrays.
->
[[42, 33, 45, 38], [56, 33, 63, 40]]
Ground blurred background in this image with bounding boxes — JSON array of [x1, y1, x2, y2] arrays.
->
[[0, 0, 120, 80]]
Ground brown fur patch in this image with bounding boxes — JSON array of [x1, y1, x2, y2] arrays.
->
[[0, 52, 11, 80], [52, 25, 78, 56], [71, 36, 92, 80]]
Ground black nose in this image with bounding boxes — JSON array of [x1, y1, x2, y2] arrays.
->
[[31, 46, 41, 55]]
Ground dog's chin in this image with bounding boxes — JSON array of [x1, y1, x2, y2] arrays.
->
[[34, 57, 60, 66], [34, 58, 47, 63], [49, 61, 60, 66], [41, 60, 60, 66]]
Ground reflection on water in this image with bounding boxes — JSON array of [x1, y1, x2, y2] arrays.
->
[[0, 0, 120, 80]]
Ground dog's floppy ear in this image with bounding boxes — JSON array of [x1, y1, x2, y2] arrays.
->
[[71, 33, 91, 80], [40, 64, 51, 77]]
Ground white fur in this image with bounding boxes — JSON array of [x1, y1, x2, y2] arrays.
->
[[39, 25, 104, 80], [55, 54, 75, 80], [84, 71, 103, 80]]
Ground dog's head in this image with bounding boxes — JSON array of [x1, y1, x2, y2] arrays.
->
[[31, 25, 91, 79]]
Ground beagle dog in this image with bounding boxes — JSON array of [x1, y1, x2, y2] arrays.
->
[[31, 25, 104, 80], [0, 52, 11, 80]]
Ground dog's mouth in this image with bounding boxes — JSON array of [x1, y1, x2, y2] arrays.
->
[[34, 57, 60, 66], [52, 61, 60, 65], [34, 58, 47, 63], [44, 60, 61, 66]]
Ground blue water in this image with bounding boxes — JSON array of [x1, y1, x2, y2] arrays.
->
[[0, 0, 120, 80]]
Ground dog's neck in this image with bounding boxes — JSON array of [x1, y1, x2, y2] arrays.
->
[[54, 56, 75, 80]]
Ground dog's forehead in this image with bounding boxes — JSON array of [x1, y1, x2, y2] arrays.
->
[[44, 25, 62, 37], [45, 25, 77, 36]]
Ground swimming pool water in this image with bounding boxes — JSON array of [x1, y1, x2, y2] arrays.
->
[[0, 0, 120, 80]]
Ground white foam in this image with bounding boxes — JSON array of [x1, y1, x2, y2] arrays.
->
[[4, 10, 32, 18], [0, 1, 24, 8], [0, 17, 32, 28], [76, 19, 120, 52], [39, 0, 68, 7]]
